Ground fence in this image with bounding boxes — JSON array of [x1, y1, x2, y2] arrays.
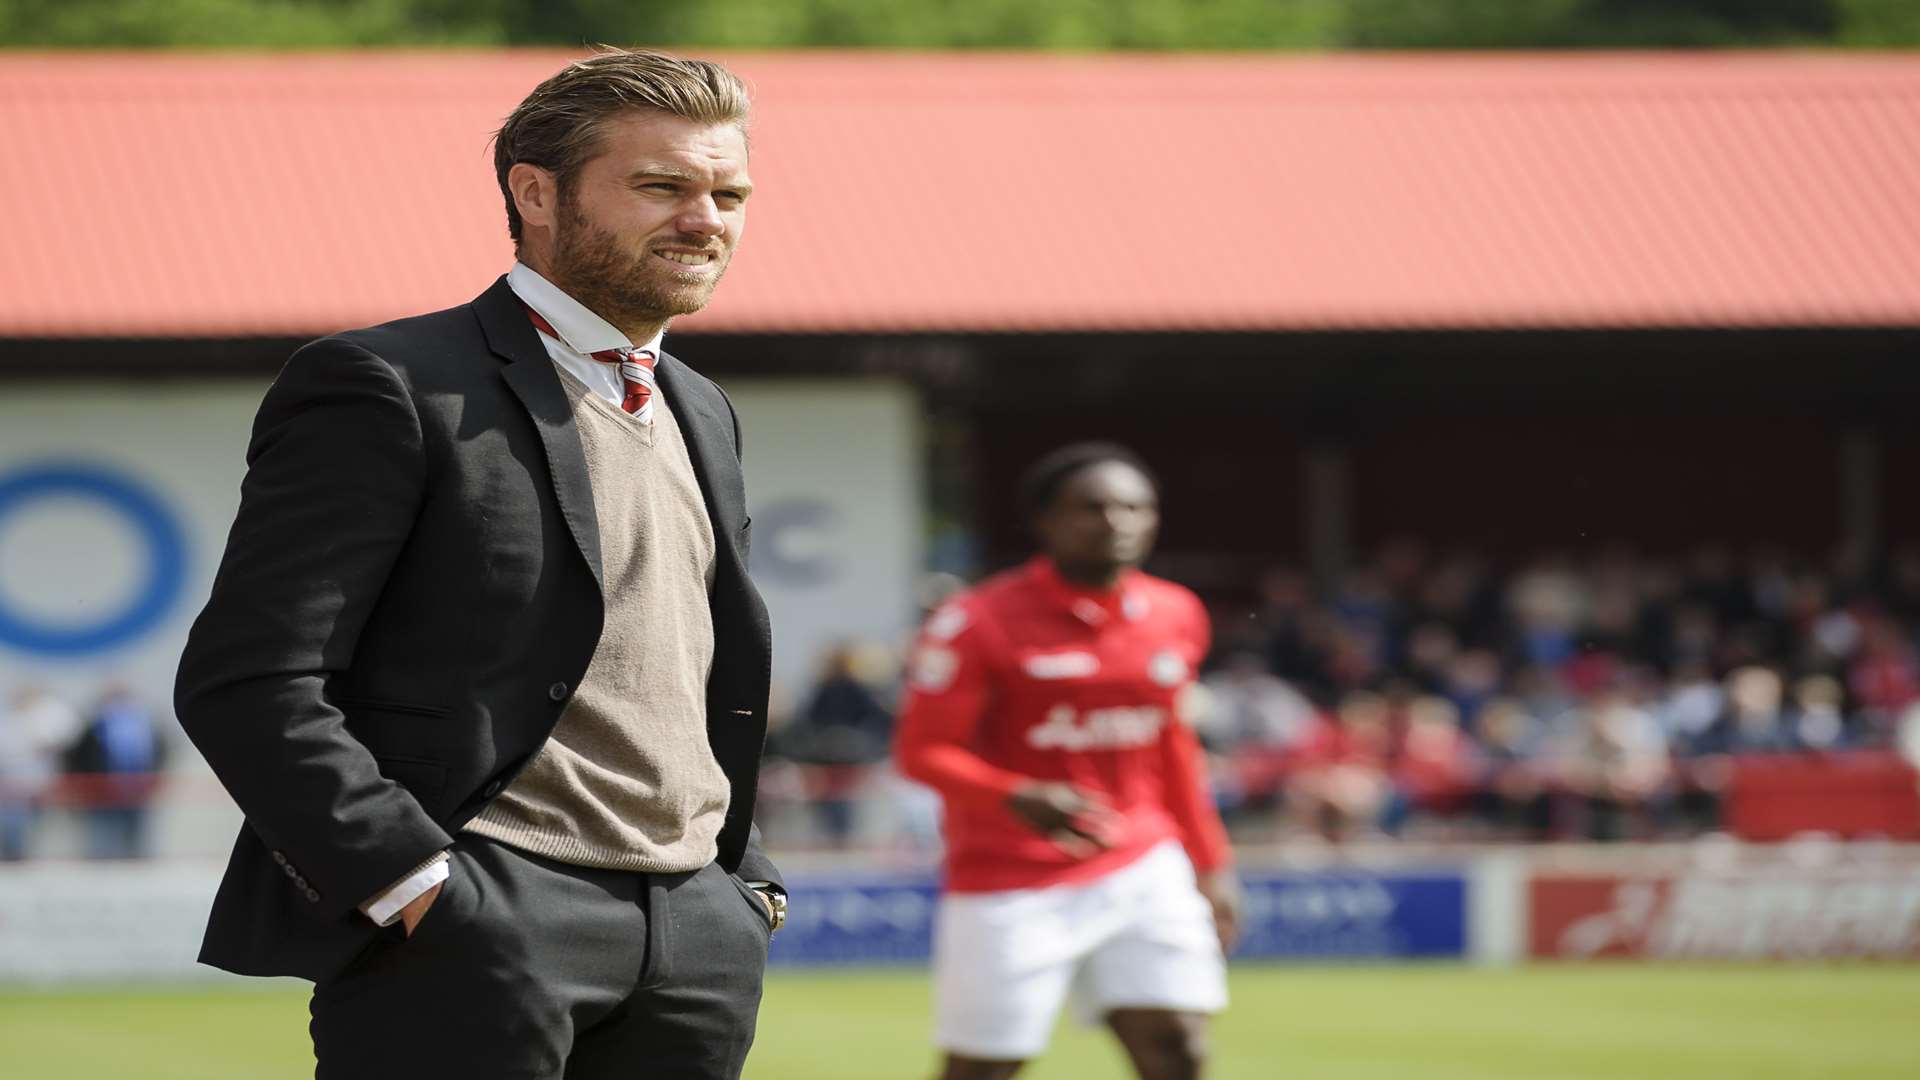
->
[[3, 841, 1915, 984]]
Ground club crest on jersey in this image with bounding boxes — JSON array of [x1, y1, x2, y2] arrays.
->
[[908, 645, 960, 692], [1023, 651, 1100, 680], [923, 604, 970, 642], [1148, 650, 1189, 687]]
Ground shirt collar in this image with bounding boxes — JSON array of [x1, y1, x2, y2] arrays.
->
[[506, 261, 665, 358], [1026, 556, 1149, 628]]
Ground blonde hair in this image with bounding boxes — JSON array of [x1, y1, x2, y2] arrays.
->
[[493, 48, 750, 244]]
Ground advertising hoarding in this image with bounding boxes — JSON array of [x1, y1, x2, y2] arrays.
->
[[770, 865, 1470, 967], [1529, 870, 1920, 960]]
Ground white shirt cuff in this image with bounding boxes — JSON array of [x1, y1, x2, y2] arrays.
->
[[361, 852, 451, 927]]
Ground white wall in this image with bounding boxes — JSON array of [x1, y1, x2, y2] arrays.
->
[[0, 379, 264, 718], [725, 378, 923, 704], [0, 375, 923, 851]]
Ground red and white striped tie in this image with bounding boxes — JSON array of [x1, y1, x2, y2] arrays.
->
[[522, 306, 657, 423]]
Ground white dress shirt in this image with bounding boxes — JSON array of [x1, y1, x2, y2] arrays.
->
[[507, 261, 666, 412]]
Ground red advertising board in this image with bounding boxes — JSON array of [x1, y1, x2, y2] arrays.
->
[[1530, 872, 1920, 960]]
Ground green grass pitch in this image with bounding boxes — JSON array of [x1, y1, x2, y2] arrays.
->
[[4, 964, 1917, 1078]]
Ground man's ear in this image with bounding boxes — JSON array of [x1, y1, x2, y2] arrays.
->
[[508, 162, 560, 235]]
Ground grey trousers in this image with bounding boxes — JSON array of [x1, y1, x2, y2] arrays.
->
[[309, 834, 771, 1079]]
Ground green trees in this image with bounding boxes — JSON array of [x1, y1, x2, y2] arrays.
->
[[2, 0, 1915, 48]]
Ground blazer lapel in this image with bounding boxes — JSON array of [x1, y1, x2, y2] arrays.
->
[[654, 353, 747, 544], [473, 276, 604, 590]]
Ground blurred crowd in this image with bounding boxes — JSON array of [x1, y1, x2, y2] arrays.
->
[[762, 543, 1920, 850], [0, 683, 167, 860], [10, 544, 1920, 860], [1196, 542, 1920, 842]]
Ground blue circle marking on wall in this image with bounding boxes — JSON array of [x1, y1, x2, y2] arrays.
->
[[0, 463, 188, 656]]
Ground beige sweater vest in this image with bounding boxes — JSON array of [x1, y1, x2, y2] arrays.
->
[[466, 368, 731, 871]]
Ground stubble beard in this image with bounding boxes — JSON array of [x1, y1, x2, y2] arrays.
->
[[549, 199, 729, 335]]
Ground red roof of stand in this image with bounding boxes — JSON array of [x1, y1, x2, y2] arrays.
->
[[3, 51, 1919, 337]]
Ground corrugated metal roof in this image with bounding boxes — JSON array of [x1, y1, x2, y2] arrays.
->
[[3, 51, 1917, 336]]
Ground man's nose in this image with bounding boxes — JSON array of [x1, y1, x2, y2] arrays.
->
[[679, 197, 724, 238]]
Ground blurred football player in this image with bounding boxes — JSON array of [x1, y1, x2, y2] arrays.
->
[[895, 442, 1240, 1080]]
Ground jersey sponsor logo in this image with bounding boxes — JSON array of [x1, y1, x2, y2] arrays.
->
[[1148, 649, 1189, 687], [1026, 703, 1166, 751], [908, 645, 960, 692], [1023, 651, 1100, 680]]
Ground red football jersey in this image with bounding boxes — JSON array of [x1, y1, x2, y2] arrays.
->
[[895, 557, 1232, 893]]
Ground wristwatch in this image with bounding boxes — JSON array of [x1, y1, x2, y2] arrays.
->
[[756, 886, 788, 933]]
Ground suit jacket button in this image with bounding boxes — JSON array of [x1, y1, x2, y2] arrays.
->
[[271, 850, 287, 866], [283, 864, 298, 879], [482, 780, 504, 799], [305, 888, 321, 903], [548, 682, 569, 702]]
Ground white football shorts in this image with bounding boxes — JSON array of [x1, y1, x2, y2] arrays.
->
[[931, 840, 1228, 1060]]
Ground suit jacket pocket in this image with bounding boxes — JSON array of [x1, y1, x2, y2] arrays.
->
[[331, 695, 451, 719], [339, 699, 458, 762]]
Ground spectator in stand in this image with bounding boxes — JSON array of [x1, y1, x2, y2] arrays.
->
[[1441, 648, 1503, 733], [1508, 664, 1576, 734], [1193, 650, 1322, 817], [1790, 674, 1847, 750], [1390, 695, 1478, 834], [1288, 691, 1394, 841], [1663, 603, 1722, 674], [1410, 556, 1501, 650], [1471, 698, 1552, 839], [1507, 561, 1584, 671], [1330, 566, 1396, 644], [1673, 666, 1848, 833], [777, 645, 894, 848], [1552, 688, 1669, 842], [1688, 667, 1796, 757], [1656, 660, 1724, 751], [0, 685, 81, 861], [1255, 567, 1330, 699], [1402, 622, 1460, 695], [1849, 613, 1920, 743], [64, 683, 166, 859]]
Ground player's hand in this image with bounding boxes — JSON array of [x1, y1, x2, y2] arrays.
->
[[1196, 868, 1243, 954], [398, 880, 445, 938], [1005, 782, 1121, 857]]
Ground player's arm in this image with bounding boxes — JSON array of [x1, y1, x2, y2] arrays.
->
[[1161, 708, 1233, 875], [175, 338, 452, 925], [1159, 596, 1241, 948], [893, 605, 1028, 812], [1163, 716, 1243, 950]]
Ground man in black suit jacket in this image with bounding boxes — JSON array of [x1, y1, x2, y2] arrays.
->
[[176, 50, 783, 1079]]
